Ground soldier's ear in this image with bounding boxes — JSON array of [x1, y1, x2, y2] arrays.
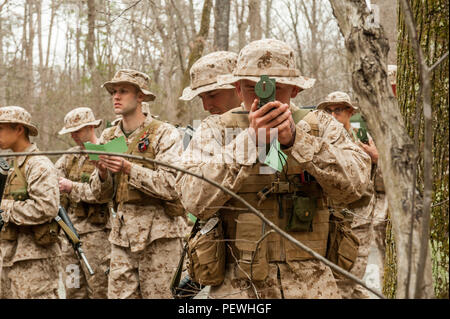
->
[[136, 91, 145, 103], [291, 86, 300, 98], [235, 81, 244, 101]]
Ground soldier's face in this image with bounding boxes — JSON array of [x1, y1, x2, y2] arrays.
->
[[0, 124, 20, 150], [198, 89, 241, 115], [236, 80, 299, 111], [111, 83, 144, 116], [325, 105, 354, 126], [71, 126, 94, 146]]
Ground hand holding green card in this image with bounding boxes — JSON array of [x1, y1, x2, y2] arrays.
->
[[84, 136, 128, 160]]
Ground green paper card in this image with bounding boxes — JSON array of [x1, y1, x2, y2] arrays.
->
[[84, 136, 128, 160], [187, 213, 197, 223], [264, 140, 287, 172]]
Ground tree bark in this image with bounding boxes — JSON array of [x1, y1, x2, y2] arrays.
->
[[248, 0, 262, 41], [235, 0, 248, 51], [213, 0, 230, 51], [86, 0, 95, 73], [264, 0, 272, 38], [328, 0, 435, 299]]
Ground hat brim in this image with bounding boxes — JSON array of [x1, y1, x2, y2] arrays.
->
[[316, 101, 358, 111], [179, 82, 236, 101], [58, 119, 103, 135], [0, 120, 38, 136], [102, 81, 156, 102], [217, 74, 316, 91]]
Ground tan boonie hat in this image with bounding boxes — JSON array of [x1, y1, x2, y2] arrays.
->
[[179, 51, 238, 101], [58, 107, 103, 135], [0, 106, 38, 136], [217, 39, 315, 91], [316, 91, 358, 111], [102, 69, 156, 102]]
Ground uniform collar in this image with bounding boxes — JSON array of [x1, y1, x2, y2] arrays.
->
[[113, 112, 154, 141], [16, 143, 38, 167]]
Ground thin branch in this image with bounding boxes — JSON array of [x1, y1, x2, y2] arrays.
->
[[96, 0, 144, 28], [429, 51, 449, 72], [2, 149, 386, 299]]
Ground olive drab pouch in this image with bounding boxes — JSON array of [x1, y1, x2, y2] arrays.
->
[[234, 213, 269, 282], [286, 195, 317, 232], [187, 217, 225, 286], [80, 172, 91, 183], [32, 220, 60, 246], [164, 198, 186, 218], [326, 209, 360, 271], [10, 187, 29, 202], [0, 223, 18, 241], [87, 204, 109, 224]]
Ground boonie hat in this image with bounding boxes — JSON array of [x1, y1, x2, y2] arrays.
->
[[58, 107, 103, 135], [102, 69, 156, 102], [180, 51, 238, 101], [316, 91, 358, 111], [217, 39, 315, 91], [0, 106, 38, 136]]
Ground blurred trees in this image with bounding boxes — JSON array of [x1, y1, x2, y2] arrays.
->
[[0, 0, 351, 152]]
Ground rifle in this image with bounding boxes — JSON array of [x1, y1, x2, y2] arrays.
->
[[55, 205, 94, 275], [0, 157, 11, 232]]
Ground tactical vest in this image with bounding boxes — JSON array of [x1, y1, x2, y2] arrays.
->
[[105, 118, 185, 217], [0, 157, 59, 245], [65, 153, 109, 224], [218, 107, 329, 265]]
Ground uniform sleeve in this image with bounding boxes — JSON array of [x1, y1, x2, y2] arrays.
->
[[175, 117, 256, 220], [84, 131, 115, 202], [54, 153, 72, 177], [286, 110, 372, 205], [0, 157, 60, 226], [127, 124, 184, 201]]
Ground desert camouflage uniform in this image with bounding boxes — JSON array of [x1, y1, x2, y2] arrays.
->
[[90, 69, 189, 299], [316, 91, 373, 298], [56, 107, 111, 299], [176, 39, 372, 299], [0, 107, 61, 299], [55, 146, 111, 299]]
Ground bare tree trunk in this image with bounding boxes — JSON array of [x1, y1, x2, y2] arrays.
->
[[248, 0, 261, 41], [213, 0, 230, 50], [177, 0, 213, 123], [264, 0, 272, 38], [0, 0, 7, 105], [328, 0, 435, 299], [86, 0, 95, 73], [235, 0, 248, 51], [181, 0, 213, 90], [25, 0, 34, 109]]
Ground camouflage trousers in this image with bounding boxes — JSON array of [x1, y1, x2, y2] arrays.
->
[[335, 220, 373, 299], [108, 237, 183, 299], [369, 192, 388, 286], [1, 257, 61, 299], [208, 260, 342, 299], [335, 193, 389, 299], [61, 229, 111, 299]]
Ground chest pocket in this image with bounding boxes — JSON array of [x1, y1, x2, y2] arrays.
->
[[114, 120, 161, 205]]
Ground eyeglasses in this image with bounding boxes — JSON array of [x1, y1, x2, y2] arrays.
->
[[324, 106, 351, 115]]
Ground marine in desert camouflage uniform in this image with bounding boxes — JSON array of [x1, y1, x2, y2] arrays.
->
[[0, 106, 61, 299], [317, 91, 387, 298], [89, 69, 188, 299], [55, 107, 111, 299], [176, 39, 372, 299]]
